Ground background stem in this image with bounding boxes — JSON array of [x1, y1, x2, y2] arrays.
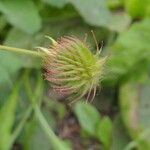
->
[[34, 105, 70, 150], [8, 106, 32, 150]]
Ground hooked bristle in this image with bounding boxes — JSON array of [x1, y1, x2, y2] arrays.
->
[[43, 36, 106, 103]]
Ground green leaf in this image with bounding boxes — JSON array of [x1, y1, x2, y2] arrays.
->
[[119, 74, 150, 147], [22, 117, 52, 150], [0, 0, 41, 34], [125, 0, 150, 18], [0, 80, 20, 150], [0, 28, 41, 85], [42, 0, 68, 8], [137, 130, 150, 149], [0, 15, 7, 32], [68, 0, 131, 32], [106, 18, 150, 84], [111, 116, 130, 150], [107, 0, 124, 9], [137, 138, 150, 150], [73, 101, 101, 136], [97, 117, 113, 150], [124, 129, 150, 150], [43, 0, 130, 31]]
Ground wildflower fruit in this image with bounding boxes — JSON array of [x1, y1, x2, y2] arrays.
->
[[42, 36, 106, 103]]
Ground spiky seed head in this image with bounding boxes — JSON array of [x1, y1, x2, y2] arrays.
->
[[42, 36, 106, 103]]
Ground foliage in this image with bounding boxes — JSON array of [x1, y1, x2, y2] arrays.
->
[[105, 18, 150, 85], [0, 0, 150, 149], [97, 117, 112, 150], [125, 0, 150, 18], [74, 102, 113, 149], [74, 102, 101, 136], [0, 0, 41, 34], [0, 80, 20, 150]]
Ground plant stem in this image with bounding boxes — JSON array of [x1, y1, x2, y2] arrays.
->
[[23, 65, 70, 150], [0, 45, 42, 57], [34, 105, 70, 150], [8, 106, 32, 149]]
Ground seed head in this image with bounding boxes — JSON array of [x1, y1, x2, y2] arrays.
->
[[42, 36, 106, 103]]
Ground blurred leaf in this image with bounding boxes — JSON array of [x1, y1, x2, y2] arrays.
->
[[0, 28, 41, 85], [0, 15, 7, 32], [137, 129, 150, 149], [5, 28, 45, 50], [0, 51, 24, 84], [97, 117, 113, 150], [42, 20, 108, 50], [0, 80, 20, 150], [124, 129, 150, 150], [5, 29, 32, 47], [44, 97, 66, 119], [22, 117, 52, 150], [41, 4, 78, 23], [73, 101, 101, 136], [42, 0, 68, 8], [137, 138, 150, 150], [125, 0, 150, 18], [106, 18, 150, 84], [119, 75, 150, 146], [107, 0, 124, 9], [68, 0, 130, 32], [119, 82, 140, 137], [111, 116, 130, 150], [44, 0, 130, 32], [0, 0, 41, 34]]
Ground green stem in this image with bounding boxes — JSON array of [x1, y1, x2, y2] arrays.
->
[[0, 45, 42, 57], [23, 69, 70, 150], [8, 106, 32, 149], [34, 105, 70, 150]]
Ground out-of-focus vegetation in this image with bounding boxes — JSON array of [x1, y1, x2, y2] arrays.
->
[[0, 0, 150, 150]]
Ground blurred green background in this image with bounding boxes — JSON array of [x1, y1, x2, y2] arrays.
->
[[0, 0, 150, 150]]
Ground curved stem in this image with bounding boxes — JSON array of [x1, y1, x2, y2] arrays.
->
[[34, 105, 70, 150], [0, 45, 42, 57]]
